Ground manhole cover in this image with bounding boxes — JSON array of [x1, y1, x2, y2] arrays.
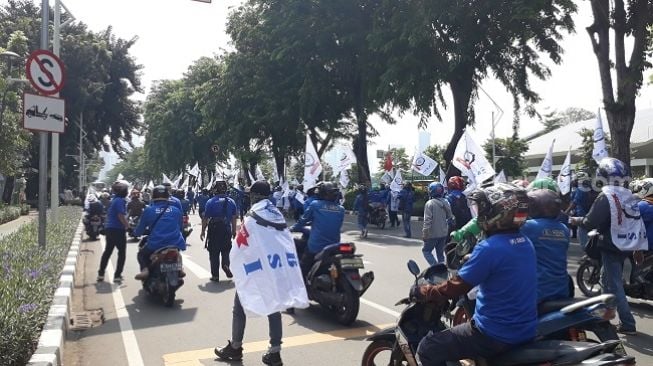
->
[[69, 309, 104, 330]]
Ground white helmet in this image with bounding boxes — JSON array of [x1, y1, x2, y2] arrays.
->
[[635, 178, 653, 198]]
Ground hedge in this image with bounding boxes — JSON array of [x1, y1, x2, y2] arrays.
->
[[0, 207, 80, 365], [0, 206, 21, 225]]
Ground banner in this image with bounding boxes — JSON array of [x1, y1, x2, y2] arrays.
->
[[494, 170, 507, 184], [557, 147, 572, 195], [303, 133, 322, 188], [339, 169, 350, 188], [381, 171, 393, 184], [230, 200, 309, 316], [256, 165, 265, 181], [592, 109, 609, 163], [390, 169, 403, 192], [188, 162, 200, 177], [117, 173, 124, 181], [452, 131, 496, 184], [335, 146, 356, 174], [536, 139, 555, 180], [411, 151, 438, 176], [162, 173, 172, 185]]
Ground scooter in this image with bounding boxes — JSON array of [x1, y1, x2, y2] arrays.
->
[[182, 215, 193, 240], [368, 204, 387, 229], [361, 260, 635, 366], [128, 215, 141, 240], [139, 246, 184, 307], [84, 214, 103, 241]]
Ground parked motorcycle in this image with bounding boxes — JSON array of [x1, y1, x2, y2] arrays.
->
[[128, 215, 141, 240], [368, 204, 387, 229], [294, 237, 375, 325], [182, 215, 193, 240], [139, 246, 184, 307], [84, 215, 103, 241], [361, 260, 635, 366]]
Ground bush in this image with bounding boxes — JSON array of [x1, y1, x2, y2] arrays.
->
[[20, 204, 30, 216], [0, 206, 21, 225], [0, 207, 80, 365]]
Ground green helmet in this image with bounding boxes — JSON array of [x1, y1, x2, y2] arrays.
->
[[527, 177, 560, 194]]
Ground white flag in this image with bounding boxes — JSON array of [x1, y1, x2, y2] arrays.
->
[[172, 173, 183, 187], [557, 147, 572, 195], [390, 169, 403, 192], [536, 139, 556, 180], [335, 146, 356, 174], [188, 162, 200, 177], [248, 170, 255, 184], [339, 169, 350, 188], [290, 178, 300, 186], [207, 172, 215, 189], [256, 165, 265, 181], [592, 110, 609, 163], [381, 171, 393, 184], [452, 131, 496, 184], [162, 173, 172, 185], [303, 133, 322, 188], [294, 191, 305, 204], [411, 151, 438, 176], [117, 173, 124, 181], [439, 167, 447, 186], [147, 180, 154, 190], [180, 175, 189, 190], [494, 170, 507, 184]]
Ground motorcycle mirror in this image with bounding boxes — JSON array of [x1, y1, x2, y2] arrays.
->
[[407, 260, 420, 277]]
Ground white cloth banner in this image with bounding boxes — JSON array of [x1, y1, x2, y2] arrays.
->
[[188, 162, 200, 177], [601, 186, 648, 251], [593, 110, 609, 163], [117, 173, 124, 181], [230, 200, 309, 316], [172, 173, 183, 187], [494, 170, 507, 184], [303, 133, 323, 188], [146, 180, 154, 190], [256, 165, 265, 181], [411, 151, 438, 176], [557, 148, 572, 195], [390, 169, 403, 192], [294, 191, 305, 204], [162, 173, 172, 185], [248, 170, 255, 184], [339, 169, 350, 188], [453, 131, 496, 184], [536, 139, 556, 180], [335, 146, 356, 174], [439, 167, 446, 186]]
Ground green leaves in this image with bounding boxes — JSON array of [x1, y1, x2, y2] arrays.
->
[[482, 137, 529, 178]]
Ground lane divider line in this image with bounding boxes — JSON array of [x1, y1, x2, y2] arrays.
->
[[360, 298, 401, 318], [181, 254, 212, 279]]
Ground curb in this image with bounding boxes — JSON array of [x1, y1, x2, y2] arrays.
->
[[27, 219, 84, 366], [345, 210, 424, 221]]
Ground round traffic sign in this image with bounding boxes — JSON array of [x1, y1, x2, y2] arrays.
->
[[211, 145, 220, 153], [25, 50, 66, 95]]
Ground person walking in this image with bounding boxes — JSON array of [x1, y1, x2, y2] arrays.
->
[[97, 181, 130, 283], [398, 182, 415, 238], [445, 176, 473, 230], [422, 182, 453, 266], [388, 189, 400, 228], [186, 187, 196, 214], [565, 171, 597, 249], [200, 181, 238, 282], [353, 185, 369, 238]]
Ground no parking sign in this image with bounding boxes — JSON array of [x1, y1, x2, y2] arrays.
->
[[25, 49, 66, 95]]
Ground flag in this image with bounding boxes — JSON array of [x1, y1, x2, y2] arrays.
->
[[303, 133, 322, 188], [411, 151, 438, 176], [172, 173, 183, 188], [381, 171, 393, 184], [390, 169, 403, 192], [339, 169, 350, 188], [256, 165, 265, 181], [290, 178, 300, 186], [294, 191, 305, 204], [452, 131, 496, 184], [207, 172, 215, 190], [494, 170, 507, 184], [383, 152, 393, 172], [536, 139, 556, 180], [162, 173, 172, 185], [188, 162, 200, 177], [146, 180, 154, 190], [117, 173, 124, 181], [439, 167, 447, 186], [592, 109, 609, 163], [335, 146, 356, 174], [180, 175, 189, 190], [557, 147, 572, 195], [248, 170, 255, 184]]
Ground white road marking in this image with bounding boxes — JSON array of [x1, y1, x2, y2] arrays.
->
[[357, 242, 387, 250], [181, 254, 212, 279], [360, 297, 401, 318], [371, 233, 423, 244]]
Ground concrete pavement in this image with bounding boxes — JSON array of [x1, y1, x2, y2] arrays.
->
[[0, 210, 36, 239]]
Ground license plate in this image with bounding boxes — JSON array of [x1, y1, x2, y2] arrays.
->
[[339, 257, 364, 269], [160, 263, 182, 272]]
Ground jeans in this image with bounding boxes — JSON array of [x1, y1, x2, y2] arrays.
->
[[577, 226, 589, 250], [99, 228, 126, 277], [402, 210, 412, 237], [231, 294, 282, 352], [601, 250, 636, 331], [417, 321, 512, 366], [423, 237, 447, 266], [357, 212, 368, 231], [389, 210, 399, 226]]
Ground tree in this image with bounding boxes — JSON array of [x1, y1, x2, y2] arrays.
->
[[105, 147, 152, 184], [423, 145, 445, 166], [482, 137, 529, 178], [577, 128, 612, 173], [587, 0, 653, 168], [377, 147, 410, 173], [371, 0, 577, 168], [541, 107, 596, 132]]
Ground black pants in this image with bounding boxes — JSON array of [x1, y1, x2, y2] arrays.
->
[[99, 228, 127, 277], [416, 321, 512, 366], [389, 210, 399, 226], [137, 245, 155, 270], [208, 239, 231, 278]]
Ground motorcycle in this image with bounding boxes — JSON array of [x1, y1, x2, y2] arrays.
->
[[368, 203, 387, 229], [84, 214, 103, 241], [294, 237, 375, 325], [128, 215, 141, 240], [139, 246, 184, 307], [182, 215, 193, 240], [361, 260, 635, 366]]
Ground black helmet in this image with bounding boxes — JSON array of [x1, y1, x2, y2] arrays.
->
[[162, 182, 172, 192], [174, 189, 185, 200], [251, 180, 271, 196], [316, 181, 339, 201], [527, 189, 562, 219], [111, 180, 129, 198], [152, 185, 169, 201], [212, 180, 228, 194], [467, 183, 529, 234]]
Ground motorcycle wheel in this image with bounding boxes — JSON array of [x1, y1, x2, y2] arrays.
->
[[576, 260, 602, 298], [335, 277, 360, 325], [361, 340, 401, 366], [163, 283, 176, 307]]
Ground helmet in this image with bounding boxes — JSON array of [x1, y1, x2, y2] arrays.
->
[[467, 183, 529, 233], [635, 178, 653, 198], [428, 182, 445, 198], [596, 157, 629, 185], [511, 179, 529, 188], [151, 185, 169, 201], [527, 177, 560, 194], [174, 189, 185, 199], [527, 189, 562, 219], [111, 180, 129, 198], [316, 181, 339, 201], [448, 176, 465, 191], [212, 180, 228, 194]]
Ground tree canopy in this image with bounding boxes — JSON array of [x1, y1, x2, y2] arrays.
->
[[482, 137, 529, 178]]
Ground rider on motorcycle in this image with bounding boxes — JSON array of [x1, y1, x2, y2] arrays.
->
[[291, 182, 345, 275], [162, 182, 184, 212], [412, 183, 537, 366], [174, 189, 191, 215], [127, 189, 146, 218], [631, 178, 653, 284], [134, 185, 187, 280]]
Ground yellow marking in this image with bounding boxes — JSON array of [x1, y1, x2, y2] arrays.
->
[[162, 323, 393, 365]]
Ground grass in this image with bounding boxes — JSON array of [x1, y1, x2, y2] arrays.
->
[[0, 206, 21, 225], [0, 206, 80, 365]]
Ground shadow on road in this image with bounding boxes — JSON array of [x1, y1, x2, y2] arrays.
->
[[198, 281, 235, 293], [621, 331, 653, 356], [284, 303, 384, 339]]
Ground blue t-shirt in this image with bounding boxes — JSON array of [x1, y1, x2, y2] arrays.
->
[[638, 201, 653, 250], [521, 218, 571, 303], [197, 194, 210, 213], [168, 196, 183, 212], [133, 201, 186, 251], [186, 190, 195, 202], [204, 195, 238, 226], [572, 189, 589, 216], [180, 199, 191, 215], [105, 196, 127, 230], [458, 232, 537, 345], [353, 194, 368, 215], [294, 199, 345, 254]]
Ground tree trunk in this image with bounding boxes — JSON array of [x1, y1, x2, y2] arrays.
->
[[605, 106, 635, 168], [352, 77, 371, 185], [443, 76, 474, 176], [272, 150, 285, 182]]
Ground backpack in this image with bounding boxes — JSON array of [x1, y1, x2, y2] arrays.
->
[[450, 194, 472, 230], [206, 199, 231, 249]]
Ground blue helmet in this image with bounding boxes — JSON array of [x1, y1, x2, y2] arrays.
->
[[596, 157, 628, 183], [428, 182, 445, 198]]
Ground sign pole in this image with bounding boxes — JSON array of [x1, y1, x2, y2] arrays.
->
[[50, 0, 60, 220], [38, 0, 49, 248]]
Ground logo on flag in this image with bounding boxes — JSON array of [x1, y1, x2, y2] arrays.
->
[[412, 152, 438, 176]]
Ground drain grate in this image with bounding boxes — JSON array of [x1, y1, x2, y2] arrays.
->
[[69, 309, 104, 330]]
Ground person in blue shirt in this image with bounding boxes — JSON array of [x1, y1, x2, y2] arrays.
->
[[303, 186, 318, 212], [633, 178, 653, 284], [197, 188, 211, 218], [134, 186, 187, 280], [445, 176, 473, 231], [97, 181, 130, 283], [291, 182, 345, 275], [564, 172, 596, 249], [186, 187, 196, 214], [162, 182, 184, 212], [413, 184, 536, 366], [397, 182, 415, 238], [521, 188, 571, 304], [353, 185, 369, 238], [174, 189, 191, 215], [228, 183, 245, 221], [200, 180, 238, 282]]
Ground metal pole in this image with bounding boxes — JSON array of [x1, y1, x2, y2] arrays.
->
[[50, 0, 60, 219], [491, 111, 496, 170], [38, 0, 49, 248], [79, 112, 83, 192]]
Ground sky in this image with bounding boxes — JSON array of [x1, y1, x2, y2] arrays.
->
[[54, 0, 653, 175]]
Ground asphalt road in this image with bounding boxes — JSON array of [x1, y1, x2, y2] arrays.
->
[[65, 213, 653, 366]]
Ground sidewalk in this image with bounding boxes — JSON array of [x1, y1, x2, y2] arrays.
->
[[0, 210, 37, 239]]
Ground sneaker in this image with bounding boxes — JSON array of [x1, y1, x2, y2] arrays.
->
[[222, 264, 233, 279], [134, 268, 149, 281], [113, 276, 123, 283], [363, 229, 368, 238], [616, 325, 637, 335], [214, 341, 243, 361], [96, 274, 104, 282], [210, 276, 220, 282], [262, 351, 283, 366]]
